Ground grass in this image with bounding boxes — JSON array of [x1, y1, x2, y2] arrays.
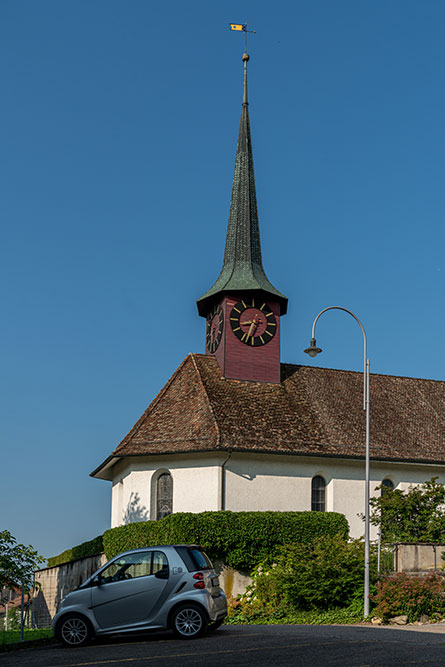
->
[[0, 628, 53, 647]]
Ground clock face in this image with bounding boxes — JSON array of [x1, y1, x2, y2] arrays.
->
[[229, 298, 277, 346], [206, 304, 224, 353]]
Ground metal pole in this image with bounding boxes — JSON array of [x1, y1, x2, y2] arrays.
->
[[20, 577, 25, 641], [307, 306, 370, 619], [377, 527, 381, 573], [364, 359, 370, 617], [5, 589, 11, 631]]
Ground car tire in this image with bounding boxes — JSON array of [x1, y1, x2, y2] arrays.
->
[[207, 617, 224, 632], [56, 613, 92, 648], [171, 604, 208, 639]]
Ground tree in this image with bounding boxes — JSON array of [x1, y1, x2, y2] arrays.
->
[[0, 530, 45, 595], [369, 478, 445, 543]]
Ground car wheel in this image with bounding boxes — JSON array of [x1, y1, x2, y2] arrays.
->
[[207, 617, 224, 632], [172, 604, 208, 639], [57, 613, 92, 647]]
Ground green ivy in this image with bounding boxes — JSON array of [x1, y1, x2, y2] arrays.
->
[[47, 512, 348, 572], [102, 511, 349, 571], [46, 535, 104, 568]]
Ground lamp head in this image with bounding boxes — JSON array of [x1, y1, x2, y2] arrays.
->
[[304, 338, 322, 358]]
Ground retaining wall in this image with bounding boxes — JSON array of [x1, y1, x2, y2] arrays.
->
[[394, 543, 445, 573], [33, 553, 107, 627]]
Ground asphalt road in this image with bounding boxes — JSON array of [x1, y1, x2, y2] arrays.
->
[[2, 624, 445, 667]]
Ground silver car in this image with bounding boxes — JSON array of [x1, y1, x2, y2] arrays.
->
[[53, 544, 227, 647]]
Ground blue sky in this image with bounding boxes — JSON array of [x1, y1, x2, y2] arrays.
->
[[2, 0, 445, 559]]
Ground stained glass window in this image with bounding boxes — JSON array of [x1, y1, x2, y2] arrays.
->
[[311, 475, 326, 512], [156, 472, 173, 520]]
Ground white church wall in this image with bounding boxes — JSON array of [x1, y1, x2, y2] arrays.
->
[[110, 454, 223, 527], [224, 453, 445, 539], [110, 452, 445, 539]]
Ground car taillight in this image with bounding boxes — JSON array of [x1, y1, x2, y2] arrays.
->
[[193, 572, 205, 589]]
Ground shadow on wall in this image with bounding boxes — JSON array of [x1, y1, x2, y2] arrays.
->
[[122, 492, 149, 524]]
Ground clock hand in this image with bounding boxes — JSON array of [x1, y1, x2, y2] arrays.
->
[[247, 321, 255, 337]]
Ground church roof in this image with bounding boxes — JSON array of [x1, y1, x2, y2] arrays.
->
[[196, 54, 287, 317], [91, 354, 445, 479]]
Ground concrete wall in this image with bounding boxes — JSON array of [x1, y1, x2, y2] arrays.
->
[[394, 543, 445, 573], [110, 451, 445, 539], [33, 553, 107, 627]]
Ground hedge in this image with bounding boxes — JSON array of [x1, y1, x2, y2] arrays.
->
[[46, 535, 104, 568], [103, 511, 349, 571]]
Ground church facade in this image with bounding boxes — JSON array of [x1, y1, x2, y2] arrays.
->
[[91, 53, 445, 539]]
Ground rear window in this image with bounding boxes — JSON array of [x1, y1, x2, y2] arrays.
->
[[175, 546, 213, 572]]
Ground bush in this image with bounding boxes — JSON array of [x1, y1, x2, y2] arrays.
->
[[47, 535, 104, 568], [260, 537, 376, 611], [47, 511, 348, 572], [103, 511, 349, 571], [239, 536, 377, 614], [371, 573, 445, 623]]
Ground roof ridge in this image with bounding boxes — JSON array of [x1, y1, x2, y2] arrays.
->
[[294, 363, 445, 384], [190, 354, 221, 448]]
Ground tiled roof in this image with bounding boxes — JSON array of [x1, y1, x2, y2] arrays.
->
[[91, 354, 445, 478]]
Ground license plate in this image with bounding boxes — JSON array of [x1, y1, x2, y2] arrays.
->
[[211, 577, 219, 587]]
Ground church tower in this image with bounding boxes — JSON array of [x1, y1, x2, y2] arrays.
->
[[197, 53, 287, 383]]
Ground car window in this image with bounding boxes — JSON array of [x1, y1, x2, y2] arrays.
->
[[175, 546, 213, 571], [152, 551, 168, 574], [188, 548, 213, 570], [99, 551, 168, 583]]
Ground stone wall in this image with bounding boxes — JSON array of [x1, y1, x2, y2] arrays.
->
[[394, 543, 445, 573], [33, 554, 250, 628], [33, 553, 107, 627]]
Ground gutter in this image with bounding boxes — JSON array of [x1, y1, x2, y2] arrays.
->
[[220, 450, 232, 511]]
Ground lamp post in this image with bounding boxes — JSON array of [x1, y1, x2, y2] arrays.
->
[[304, 306, 370, 619]]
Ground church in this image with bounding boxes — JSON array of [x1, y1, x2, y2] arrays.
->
[[91, 53, 445, 540]]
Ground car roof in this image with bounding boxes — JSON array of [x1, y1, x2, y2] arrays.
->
[[112, 544, 202, 557]]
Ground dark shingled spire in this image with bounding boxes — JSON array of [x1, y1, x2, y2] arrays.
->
[[197, 53, 288, 317]]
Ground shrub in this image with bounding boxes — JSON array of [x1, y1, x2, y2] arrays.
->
[[371, 573, 445, 623], [47, 511, 349, 572], [248, 536, 377, 612], [103, 511, 349, 571], [46, 535, 104, 568]]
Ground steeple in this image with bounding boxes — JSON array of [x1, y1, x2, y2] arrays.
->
[[197, 53, 288, 317]]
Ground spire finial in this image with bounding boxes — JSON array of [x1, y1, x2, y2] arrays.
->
[[242, 52, 249, 105]]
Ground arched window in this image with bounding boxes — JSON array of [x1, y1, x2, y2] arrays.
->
[[156, 472, 173, 520], [311, 475, 326, 512], [381, 479, 394, 495]]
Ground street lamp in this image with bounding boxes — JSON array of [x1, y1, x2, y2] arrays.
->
[[304, 306, 371, 619]]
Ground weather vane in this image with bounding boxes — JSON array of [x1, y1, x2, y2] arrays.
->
[[229, 23, 256, 53]]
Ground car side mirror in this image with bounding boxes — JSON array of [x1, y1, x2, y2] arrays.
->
[[154, 568, 169, 580], [92, 575, 102, 586]]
